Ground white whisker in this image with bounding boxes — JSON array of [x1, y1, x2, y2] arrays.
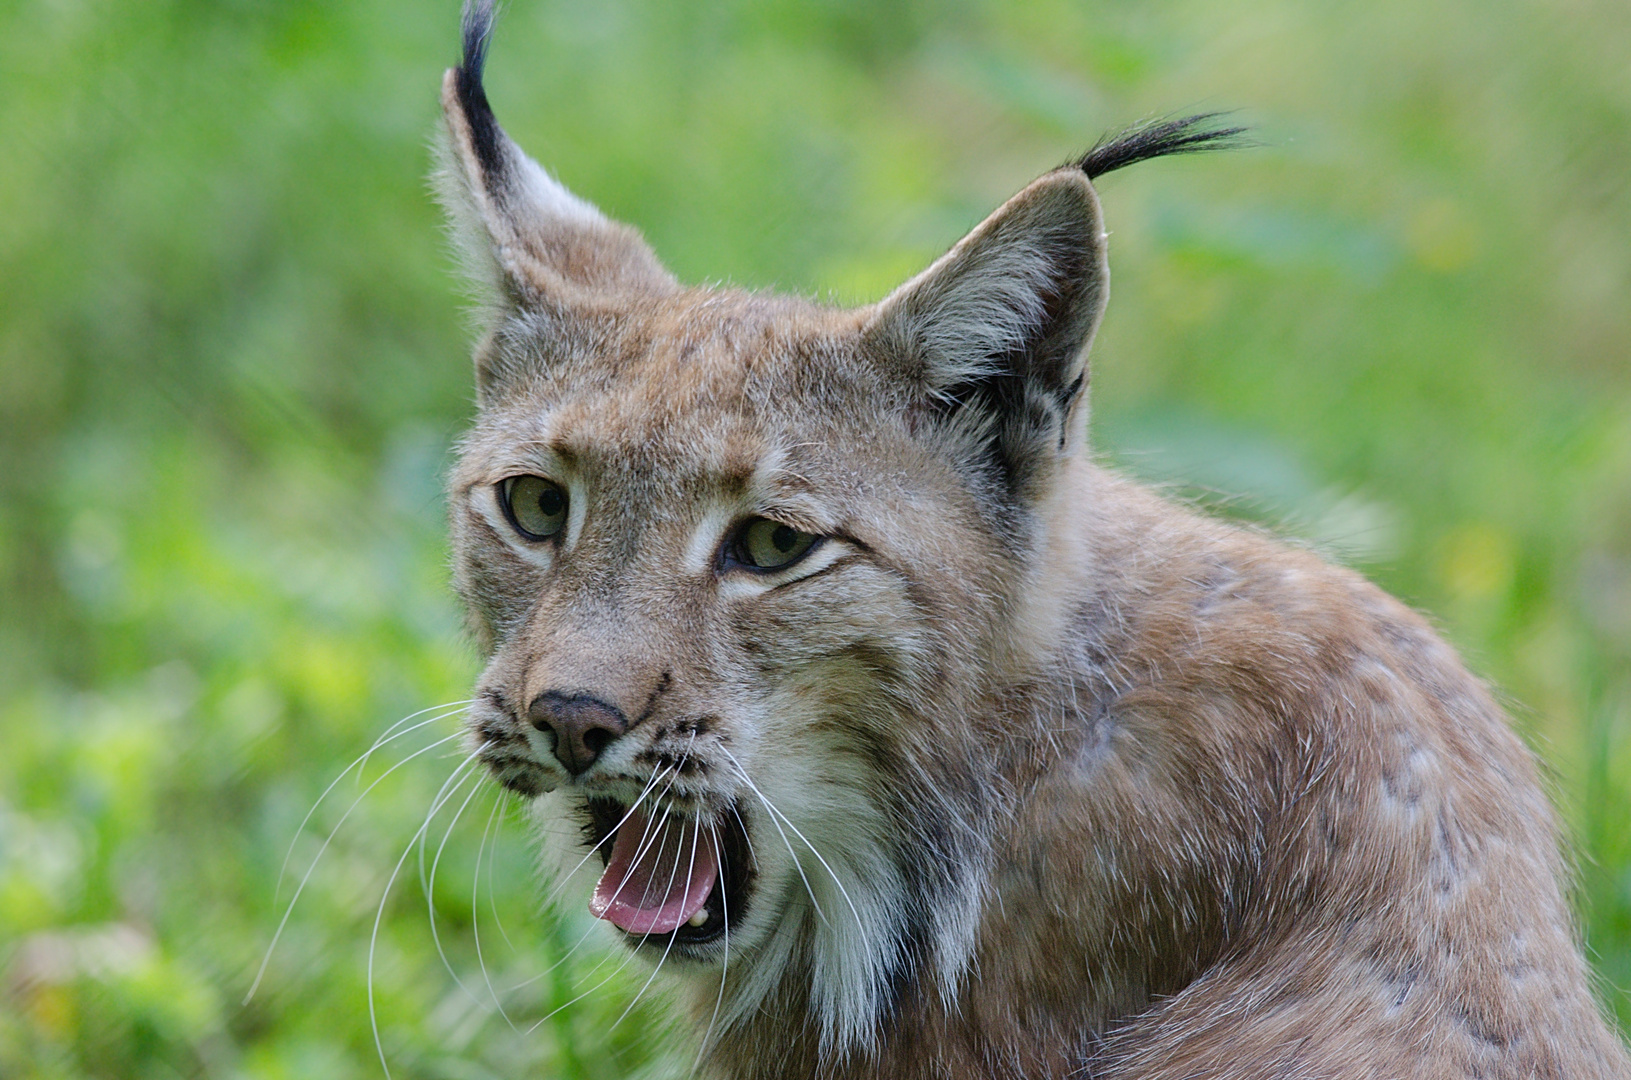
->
[[721, 747, 864, 932], [419, 741, 486, 903], [537, 764, 675, 912], [426, 769, 500, 1022], [470, 796, 521, 1030], [368, 750, 483, 1080], [246, 728, 465, 1004], [485, 796, 518, 952], [585, 776, 673, 932], [587, 770, 682, 981], [504, 765, 677, 997], [719, 748, 829, 925], [273, 702, 470, 907], [691, 820, 730, 1078], [527, 896, 662, 1037], [524, 956, 629, 1036], [610, 801, 699, 1032], [525, 907, 662, 1038], [528, 774, 689, 1036], [358, 699, 475, 784], [729, 802, 759, 872]]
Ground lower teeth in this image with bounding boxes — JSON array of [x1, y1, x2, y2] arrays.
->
[[688, 908, 709, 928]]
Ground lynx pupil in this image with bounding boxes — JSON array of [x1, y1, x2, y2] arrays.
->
[[502, 475, 568, 540], [536, 485, 564, 518], [739, 517, 818, 570]]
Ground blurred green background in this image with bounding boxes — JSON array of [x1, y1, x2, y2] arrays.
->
[[2, 0, 1628, 1076]]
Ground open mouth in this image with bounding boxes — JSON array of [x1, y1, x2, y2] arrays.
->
[[582, 798, 755, 947]]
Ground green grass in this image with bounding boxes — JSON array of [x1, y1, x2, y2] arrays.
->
[[2, 0, 1628, 1075]]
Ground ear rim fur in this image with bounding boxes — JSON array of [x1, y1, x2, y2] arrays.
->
[[436, 66, 622, 302], [434, 0, 676, 395], [861, 169, 1110, 507], [867, 169, 1109, 395]]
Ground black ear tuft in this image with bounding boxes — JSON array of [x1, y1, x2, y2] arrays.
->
[[456, 0, 504, 182], [1076, 113, 1250, 180]]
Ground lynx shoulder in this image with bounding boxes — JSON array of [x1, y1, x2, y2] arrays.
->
[[435, 3, 1631, 1076]]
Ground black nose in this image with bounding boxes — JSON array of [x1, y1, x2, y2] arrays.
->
[[528, 691, 628, 776]]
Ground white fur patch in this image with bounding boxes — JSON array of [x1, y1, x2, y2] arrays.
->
[[716, 540, 851, 602], [716, 722, 907, 1057], [684, 502, 736, 575], [512, 149, 604, 227]]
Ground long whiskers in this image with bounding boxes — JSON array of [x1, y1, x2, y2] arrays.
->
[[535, 764, 675, 914], [482, 797, 518, 952], [419, 740, 486, 902], [525, 754, 702, 1036], [691, 819, 730, 1078], [246, 726, 468, 1004], [726, 768, 826, 923], [609, 797, 701, 1033], [729, 802, 759, 873], [503, 764, 678, 998], [271, 701, 472, 909], [720, 747, 864, 931], [424, 768, 508, 1026], [471, 798, 518, 1027], [357, 699, 476, 785], [368, 752, 483, 1080], [522, 824, 674, 1034]]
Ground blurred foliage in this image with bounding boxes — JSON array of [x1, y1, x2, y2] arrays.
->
[[1, 0, 1629, 1075]]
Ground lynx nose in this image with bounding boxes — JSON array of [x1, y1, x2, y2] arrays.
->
[[528, 691, 628, 776]]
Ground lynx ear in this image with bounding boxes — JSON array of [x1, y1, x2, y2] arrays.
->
[[436, 1, 674, 324], [863, 170, 1108, 506]]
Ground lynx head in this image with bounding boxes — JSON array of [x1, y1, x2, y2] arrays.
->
[[437, 0, 1238, 1058]]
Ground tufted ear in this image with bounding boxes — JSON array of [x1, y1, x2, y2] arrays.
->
[[862, 115, 1245, 515], [435, 1, 675, 386], [863, 169, 1109, 510]]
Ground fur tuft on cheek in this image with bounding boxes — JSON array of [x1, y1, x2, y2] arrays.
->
[[700, 625, 1001, 1058]]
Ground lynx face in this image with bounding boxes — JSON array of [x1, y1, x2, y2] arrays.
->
[[448, 291, 1015, 1041]]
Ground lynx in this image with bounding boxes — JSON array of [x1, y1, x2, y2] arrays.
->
[[435, 3, 1631, 1076]]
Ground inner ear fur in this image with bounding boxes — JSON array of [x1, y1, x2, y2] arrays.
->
[[437, 68, 675, 304], [862, 169, 1109, 505], [434, 2, 675, 397]]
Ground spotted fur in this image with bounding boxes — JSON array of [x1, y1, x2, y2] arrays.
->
[[435, 4, 1631, 1077]]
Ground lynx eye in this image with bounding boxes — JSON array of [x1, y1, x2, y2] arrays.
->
[[733, 517, 820, 571], [499, 475, 568, 541]]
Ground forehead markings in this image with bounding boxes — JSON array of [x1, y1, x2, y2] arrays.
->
[[488, 344, 814, 574], [465, 393, 571, 479], [631, 294, 829, 415]]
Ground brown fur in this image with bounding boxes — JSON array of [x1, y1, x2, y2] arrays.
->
[[433, 8, 1631, 1077]]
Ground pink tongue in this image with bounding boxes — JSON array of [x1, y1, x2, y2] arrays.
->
[[589, 810, 720, 935]]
